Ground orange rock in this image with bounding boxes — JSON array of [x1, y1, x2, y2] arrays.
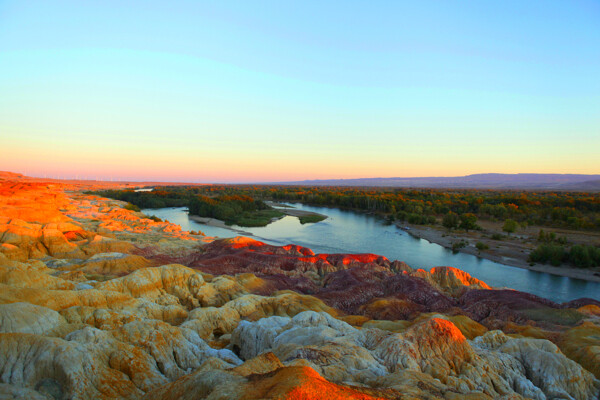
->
[[239, 366, 390, 400], [62, 253, 153, 275], [578, 304, 600, 317], [143, 364, 391, 400], [0, 258, 75, 290], [419, 266, 491, 296]]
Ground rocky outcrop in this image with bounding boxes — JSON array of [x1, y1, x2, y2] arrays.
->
[[558, 322, 600, 379], [61, 252, 153, 275], [0, 302, 66, 335], [181, 291, 336, 341], [142, 353, 394, 400], [230, 311, 600, 399]]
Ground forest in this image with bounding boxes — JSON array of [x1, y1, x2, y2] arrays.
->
[[92, 185, 600, 268], [106, 185, 599, 230], [89, 189, 282, 227]]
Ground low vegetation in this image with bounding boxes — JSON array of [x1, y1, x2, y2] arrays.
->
[[187, 195, 283, 227], [298, 214, 327, 224], [529, 243, 600, 268], [452, 240, 468, 253], [502, 219, 519, 234], [123, 202, 141, 212], [91, 189, 285, 227], [527, 229, 599, 268], [476, 242, 489, 252], [92, 185, 600, 269]]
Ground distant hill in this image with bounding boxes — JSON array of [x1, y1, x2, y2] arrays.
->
[[274, 173, 600, 191], [558, 179, 600, 191], [0, 171, 25, 180]]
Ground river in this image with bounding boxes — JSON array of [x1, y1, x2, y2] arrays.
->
[[142, 203, 600, 303]]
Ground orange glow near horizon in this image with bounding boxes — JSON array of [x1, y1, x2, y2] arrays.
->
[[3, 124, 599, 183], [1, 3, 599, 183], [3, 149, 600, 183]]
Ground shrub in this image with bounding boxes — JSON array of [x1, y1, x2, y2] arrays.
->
[[538, 230, 567, 245], [124, 203, 140, 212], [529, 244, 566, 266], [568, 244, 600, 268], [407, 213, 428, 225], [476, 242, 489, 252], [451, 240, 468, 253], [502, 219, 518, 234]]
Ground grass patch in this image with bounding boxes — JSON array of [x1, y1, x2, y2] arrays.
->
[[298, 214, 327, 224], [124, 203, 141, 212], [232, 209, 284, 227], [521, 308, 585, 326]]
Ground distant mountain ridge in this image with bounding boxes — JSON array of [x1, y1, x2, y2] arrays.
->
[[273, 173, 600, 191]]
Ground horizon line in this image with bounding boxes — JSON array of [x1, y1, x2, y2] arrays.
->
[[3, 170, 600, 185]]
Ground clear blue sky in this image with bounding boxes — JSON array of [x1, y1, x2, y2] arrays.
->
[[1, 1, 599, 181]]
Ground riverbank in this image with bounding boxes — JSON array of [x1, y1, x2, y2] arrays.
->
[[401, 222, 600, 283], [188, 215, 254, 236], [141, 202, 600, 301], [190, 203, 600, 283]]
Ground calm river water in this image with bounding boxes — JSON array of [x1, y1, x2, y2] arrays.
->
[[142, 204, 599, 303]]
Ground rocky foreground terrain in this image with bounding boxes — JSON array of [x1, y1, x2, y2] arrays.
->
[[0, 178, 599, 399]]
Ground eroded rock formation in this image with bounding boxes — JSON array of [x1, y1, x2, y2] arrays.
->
[[0, 178, 598, 399]]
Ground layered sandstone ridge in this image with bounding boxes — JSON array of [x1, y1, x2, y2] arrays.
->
[[0, 179, 599, 399]]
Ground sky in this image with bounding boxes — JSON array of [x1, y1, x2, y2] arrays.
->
[[0, 1, 599, 182]]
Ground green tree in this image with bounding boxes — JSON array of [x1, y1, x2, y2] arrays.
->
[[529, 244, 566, 266], [475, 241, 489, 252], [502, 219, 518, 235], [442, 212, 459, 230], [459, 213, 478, 232]]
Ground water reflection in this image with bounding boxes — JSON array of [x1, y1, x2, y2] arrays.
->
[[142, 205, 600, 303]]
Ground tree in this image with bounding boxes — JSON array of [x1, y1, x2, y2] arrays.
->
[[442, 212, 459, 230], [538, 229, 547, 242], [459, 213, 478, 232], [502, 219, 518, 235], [476, 242, 489, 252]]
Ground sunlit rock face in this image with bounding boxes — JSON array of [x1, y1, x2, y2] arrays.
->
[[228, 311, 598, 399], [0, 178, 599, 399]]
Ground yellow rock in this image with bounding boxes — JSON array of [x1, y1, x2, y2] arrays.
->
[[558, 321, 600, 379]]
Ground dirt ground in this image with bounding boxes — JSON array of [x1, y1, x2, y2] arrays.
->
[[399, 220, 600, 283]]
